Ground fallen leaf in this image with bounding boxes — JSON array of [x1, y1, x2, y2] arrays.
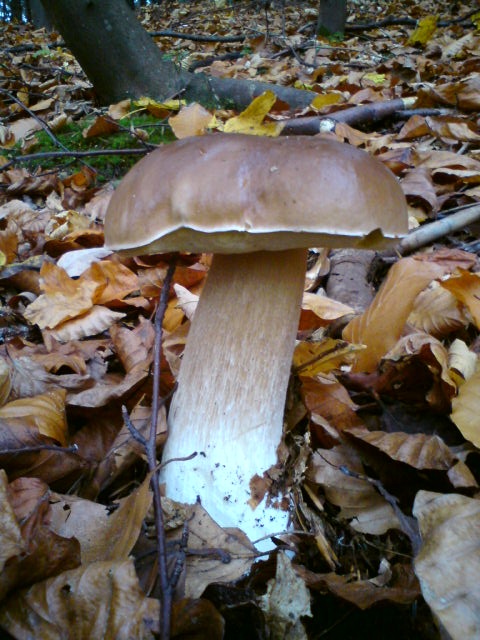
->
[[169, 102, 215, 138], [451, 369, 480, 448], [223, 90, 283, 136], [0, 560, 159, 639], [307, 447, 400, 535], [259, 551, 312, 640], [343, 257, 447, 372], [413, 491, 480, 639]]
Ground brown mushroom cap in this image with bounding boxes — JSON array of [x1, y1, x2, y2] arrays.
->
[[104, 133, 408, 255]]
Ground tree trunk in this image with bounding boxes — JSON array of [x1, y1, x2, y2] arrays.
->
[[11, 0, 23, 21], [41, 0, 315, 110], [29, 0, 52, 29], [317, 0, 348, 37]]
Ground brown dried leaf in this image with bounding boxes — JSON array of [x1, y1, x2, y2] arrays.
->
[[441, 269, 480, 330], [171, 598, 224, 639], [110, 315, 154, 374], [400, 167, 438, 212], [0, 388, 68, 446], [0, 560, 159, 639], [301, 291, 354, 323], [343, 257, 447, 372], [301, 374, 364, 438], [49, 474, 152, 563], [84, 260, 139, 304], [0, 470, 25, 573], [9, 355, 90, 399], [259, 552, 311, 640], [24, 263, 102, 329], [169, 502, 256, 599], [413, 491, 480, 639], [307, 447, 400, 535], [408, 281, 468, 338], [0, 476, 80, 601], [451, 369, 480, 448], [45, 305, 125, 342], [169, 102, 214, 138], [296, 562, 420, 609], [0, 357, 11, 406], [82, 115, 120, 138], [346, 428, 455, 471]]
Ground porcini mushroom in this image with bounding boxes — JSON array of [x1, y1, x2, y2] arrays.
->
[[104, 134, 408, 547]]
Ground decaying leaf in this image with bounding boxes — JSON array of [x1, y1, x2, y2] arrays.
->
[[307, 447, 400, 535], [0, 560, 159, 640], [259, 551, 312, 640], [0, 470, 25, 573], [296, 562, 420, 609], [346, 428, 456, 471], [168, 502, 257, 600], [0, 388, 68, 446], [413, 491, 480, 639], [49, 474, 152, 564]]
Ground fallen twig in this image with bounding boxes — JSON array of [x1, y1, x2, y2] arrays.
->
[[148, 259, 176, 640], [280, 97, 416, 135], [121, 259, 176, 640], [149, 29, 247, 43], [0, 147, 152, 172], [398, 203, 480, 255]]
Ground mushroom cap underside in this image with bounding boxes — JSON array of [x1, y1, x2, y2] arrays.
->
[[104, 133, 408, 254]]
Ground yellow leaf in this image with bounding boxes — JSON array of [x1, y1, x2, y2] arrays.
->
[[293, 338, 362, 378], [134, 97, 185, 111], [0, 389, 67, 446], [451, 369, 480, 448], [472, 12, 480, 30], [310, 93, 343, 109], [362, 73, 386, 85], [408, 16, 438, 46], [223, 91, 283, 137]]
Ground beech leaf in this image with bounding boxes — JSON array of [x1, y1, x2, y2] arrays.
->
[[414, 491, 480, 639]]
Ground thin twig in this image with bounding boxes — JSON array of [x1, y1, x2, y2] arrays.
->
[[149, 259, 177, 640], [121, 404, 148, 448], [0, 87, 70, 151], [0, 444, 79, 455], [0, 147, 152, 172], [149, 29, 247, 43]]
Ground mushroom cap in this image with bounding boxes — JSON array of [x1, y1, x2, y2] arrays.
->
[[104, 133, 408, 254]]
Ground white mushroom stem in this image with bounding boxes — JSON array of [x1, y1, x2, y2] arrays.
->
[[161, 248, 307, 546]]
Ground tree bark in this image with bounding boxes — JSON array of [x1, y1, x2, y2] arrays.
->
[[29, 0, 52, 29], [41, 0, 315, 110], [317, 0, 348, 36]]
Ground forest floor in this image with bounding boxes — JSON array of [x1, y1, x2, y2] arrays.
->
[[0, 1, 480, 638]]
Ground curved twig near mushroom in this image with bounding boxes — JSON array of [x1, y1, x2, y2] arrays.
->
[[104, 133, 408, 548]]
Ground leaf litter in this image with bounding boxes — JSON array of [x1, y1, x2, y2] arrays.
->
[[1, 0, 480, 638]]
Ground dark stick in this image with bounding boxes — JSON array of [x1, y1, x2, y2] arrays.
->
[[149, 259, 177, 640], [0, 147, 152, 172]]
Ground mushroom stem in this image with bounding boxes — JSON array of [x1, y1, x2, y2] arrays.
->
[[161, 248, 308, 544]]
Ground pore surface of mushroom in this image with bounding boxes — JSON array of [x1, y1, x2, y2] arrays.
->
[[104, 133, 408, 547]]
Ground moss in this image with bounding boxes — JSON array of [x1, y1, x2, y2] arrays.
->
[[15, 113, 176, 181]]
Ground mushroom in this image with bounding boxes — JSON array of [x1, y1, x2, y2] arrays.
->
[[104, 133, 408, 547]]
